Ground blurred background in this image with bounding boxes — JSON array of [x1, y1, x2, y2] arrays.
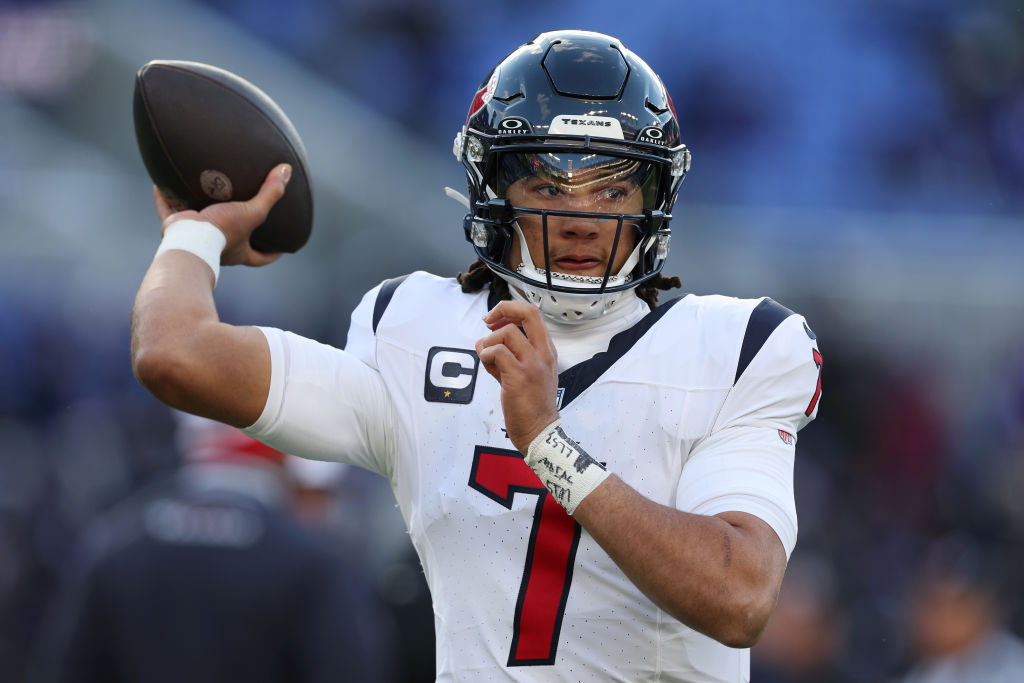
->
[[2, 0, 1023, 680]]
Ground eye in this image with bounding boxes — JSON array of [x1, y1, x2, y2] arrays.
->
[[600, 185, 630, 201], [536, 184, 561, 198]]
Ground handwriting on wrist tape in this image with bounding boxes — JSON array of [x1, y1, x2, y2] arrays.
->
[[533, 426, 607, 508]]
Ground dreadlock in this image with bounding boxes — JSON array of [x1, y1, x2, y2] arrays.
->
[[457, 258, 509, 301], [637, 272, 683, 309], [456, 258, 682, 310]]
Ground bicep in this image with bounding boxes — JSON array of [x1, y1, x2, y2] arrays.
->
[[183, 323, 272, 428], [131, 319, 271, 428]]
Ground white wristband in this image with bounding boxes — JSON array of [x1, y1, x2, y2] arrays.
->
[[154, 220, 227, 285], [525, 419, 610, 515]]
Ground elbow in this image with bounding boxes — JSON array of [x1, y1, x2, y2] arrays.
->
[[665, 584, 777, 649], [715, 588, 778, 649], [717, 609, 772, 649], [132, 343, 197, 410]]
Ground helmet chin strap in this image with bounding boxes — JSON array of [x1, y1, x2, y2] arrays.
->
[[502, 275, 621, 323], [495, 222, 645, 324]]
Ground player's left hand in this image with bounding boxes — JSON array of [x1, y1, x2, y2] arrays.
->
[[477, 301, 560, 453]]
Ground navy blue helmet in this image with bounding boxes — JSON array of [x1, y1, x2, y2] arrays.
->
[[453, 30, 691, 321]]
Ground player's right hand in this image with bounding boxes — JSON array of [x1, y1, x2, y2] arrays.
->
[[153, 163, 291, 267], [477, 300, 561, 454]]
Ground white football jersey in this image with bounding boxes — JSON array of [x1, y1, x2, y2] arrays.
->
[[244, 271, 822, 682]]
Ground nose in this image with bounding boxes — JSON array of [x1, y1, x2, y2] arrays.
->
[[550, 214, 601, 240], [546, 196, 605, 239]]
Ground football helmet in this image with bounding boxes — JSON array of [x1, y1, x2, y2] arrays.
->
[[453, 30, 691, 322]]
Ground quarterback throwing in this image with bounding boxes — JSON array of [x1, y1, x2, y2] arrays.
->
[[132, 30, 823, 682]]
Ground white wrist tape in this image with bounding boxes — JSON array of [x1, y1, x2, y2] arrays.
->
[[155, 220, 227, 285], [525, 419, 609, 515]]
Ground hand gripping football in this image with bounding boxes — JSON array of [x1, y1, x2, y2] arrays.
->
[[133, 60, 313, 253]]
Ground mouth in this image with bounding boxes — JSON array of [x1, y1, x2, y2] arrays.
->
[[552, 255, 604, 272]]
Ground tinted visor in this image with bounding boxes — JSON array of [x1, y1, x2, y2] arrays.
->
[[496, 152, 660, 212]]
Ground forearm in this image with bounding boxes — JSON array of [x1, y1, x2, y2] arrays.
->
[[573, 475, 785, 648], [520, 418, 784, 646], [131, 250, 269, 426]]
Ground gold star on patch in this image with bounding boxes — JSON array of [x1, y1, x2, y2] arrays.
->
[[444, 390, 451, 398]]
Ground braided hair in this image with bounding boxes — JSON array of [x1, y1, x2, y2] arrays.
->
[[456, 259, 681, 310]]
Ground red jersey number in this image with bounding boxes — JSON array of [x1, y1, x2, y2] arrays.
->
[[805, 348, 823, 416], [469, 446, 581, 666]]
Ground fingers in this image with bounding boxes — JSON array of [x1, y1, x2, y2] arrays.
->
[[477, 323, 535, 367], [483, 300, 556, 360], [240, 164, 291, 225], [482, 300, 529, 329], [245, 249, 283, 267], [476, 324, 533, 378], [484, 300, 544, 337], [476, 339, 516, 380], [476, 301, 558, 388], [256, 163, 291, 209], [154, 186, 174, 221], [155, 186, 200, 236], [220, 236, 284, 268]]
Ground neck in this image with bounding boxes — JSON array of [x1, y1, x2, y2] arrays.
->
[[510, 287, 649, 371]]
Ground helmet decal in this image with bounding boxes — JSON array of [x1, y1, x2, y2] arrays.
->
[[548, 115, 624, 139], [498, 117, 533, 135], [637, 126, 668, 146], [466, 68, 499, 124], [666, 89, 679, 125]]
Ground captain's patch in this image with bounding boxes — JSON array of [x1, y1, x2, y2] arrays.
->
[[425, 347, 480, 404]]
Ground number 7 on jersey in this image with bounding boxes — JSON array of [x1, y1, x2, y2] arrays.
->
[[469, 446, 582, 666]]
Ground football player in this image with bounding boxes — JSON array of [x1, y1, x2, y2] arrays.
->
[[132, 30, 823, 682]]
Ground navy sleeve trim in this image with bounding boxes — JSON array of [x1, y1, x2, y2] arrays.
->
[[372, 274, 410, 334], [734, 298, 795, 384], [557, 294, 688, 410]]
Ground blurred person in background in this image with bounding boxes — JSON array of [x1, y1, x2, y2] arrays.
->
[[30, 413, 390, 683], [894, 535, 1024, 683], [285, 455, 435, 681], [130, 30, 823, 681], [751, 553, 848, 683]]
